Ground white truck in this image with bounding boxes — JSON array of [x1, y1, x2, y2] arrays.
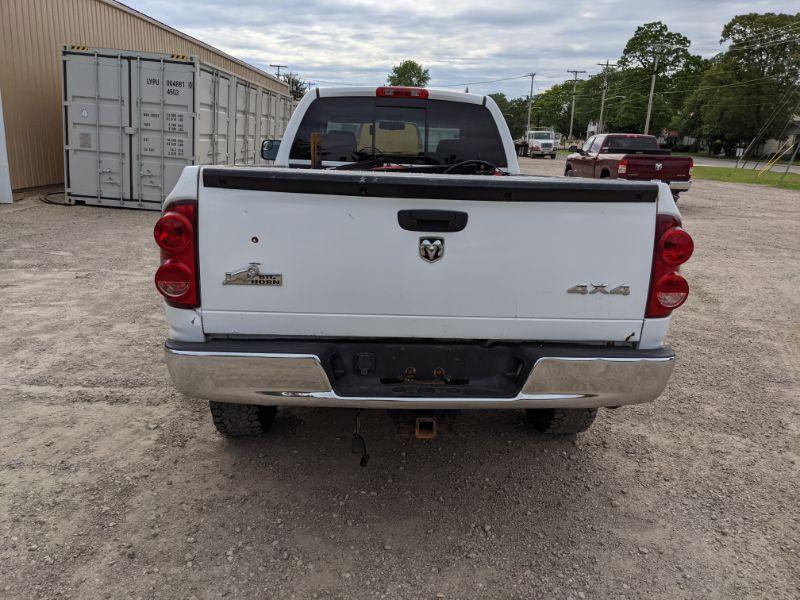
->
[[515, 129, 558, 159], [155, 86, 693, 443]]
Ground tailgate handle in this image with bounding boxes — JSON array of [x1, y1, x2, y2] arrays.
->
[[397, 210, 468, 232]]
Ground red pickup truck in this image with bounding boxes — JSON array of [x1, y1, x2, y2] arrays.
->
[[565, 134, 692, 198]]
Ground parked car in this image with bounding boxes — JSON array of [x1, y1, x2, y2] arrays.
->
[[565, 134, 692, 199], [514, 129, 558, 159], [155, 87, 693, 444]]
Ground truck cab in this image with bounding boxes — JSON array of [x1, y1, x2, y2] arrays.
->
[[524, 129, 557, 159]]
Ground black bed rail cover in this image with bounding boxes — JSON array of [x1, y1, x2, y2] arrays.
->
[[201, 167, 659, 203]]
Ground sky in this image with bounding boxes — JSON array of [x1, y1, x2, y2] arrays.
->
[[123, 0, 793, 98]]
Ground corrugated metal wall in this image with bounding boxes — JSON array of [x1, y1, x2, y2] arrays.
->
[[0, 0, 290, 190]]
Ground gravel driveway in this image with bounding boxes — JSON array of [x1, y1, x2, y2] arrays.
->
[[1, 159, 798, 599]]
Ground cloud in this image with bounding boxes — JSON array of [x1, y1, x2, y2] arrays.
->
[[123, 0, 792, 97]]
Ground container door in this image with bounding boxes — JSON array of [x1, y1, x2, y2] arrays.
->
[[233, 81, 258, 164], [197, 68, 230, 166], [64, 53, 131, 205], [257, 89, 272, 164], [277, 95, 288, 138], [131, 58, 195, 206], [267, 92, 277, 138]]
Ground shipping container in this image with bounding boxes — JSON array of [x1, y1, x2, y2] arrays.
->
[[62, 46, 294, 210]]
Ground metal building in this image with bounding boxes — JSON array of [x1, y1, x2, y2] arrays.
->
[[0, 0, 291, 191], [63, 47, 293, 209]]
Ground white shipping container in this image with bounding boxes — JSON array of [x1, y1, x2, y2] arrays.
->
[[62, 47, 293, 210]]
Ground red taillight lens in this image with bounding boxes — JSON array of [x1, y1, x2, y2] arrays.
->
[[155, 260, 193, 298], [658, 227, 694, 266], [653, 272, 689, 309], [646, 214, 693, 318], [154, 200, 199, 309], [618, 158, 628, 175], [154, 212, 192, 252], [376, 86, 429, 99]]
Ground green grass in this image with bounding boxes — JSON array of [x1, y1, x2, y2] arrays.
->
[[671, 151, 793, 164], [692, 166, 800, 191]]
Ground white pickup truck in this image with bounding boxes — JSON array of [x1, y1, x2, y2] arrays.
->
[[155, 86, 693, 441]]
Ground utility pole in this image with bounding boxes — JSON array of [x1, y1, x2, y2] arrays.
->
[[525, 73, 536, 133], [644, 46, 669, 135], [270, 64, 287, 78], [567, 69, 586, 140], [597, 61, 615, 134]]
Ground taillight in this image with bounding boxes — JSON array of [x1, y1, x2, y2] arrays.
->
[[154, 200, 199, 309], [155, 260, 193, 298], [154, 211, 192, 252], [618, 158, 628, 175], [658, 227, 694, 266], [653, 273, 689, 309], [689, 156, 694, 176], [376, 86, 429, 99], [646, 214, 693, 318]]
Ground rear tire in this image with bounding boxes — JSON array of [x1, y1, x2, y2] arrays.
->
[[550, 153, 557, 160], [565, 167, 573, 177], [525, 408, 597, 435], [210, 402, 277, 437]]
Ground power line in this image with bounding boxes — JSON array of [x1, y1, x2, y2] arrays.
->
[[694, 33, 800, 53], [573, 72, 789, 103], [437, 74, 531, 88], [723, 22, 800, 47], [659, 73, 788, 95]]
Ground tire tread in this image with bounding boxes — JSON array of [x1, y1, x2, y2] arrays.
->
[[526, 408, 598, 435], [209, 402, 276, 437]]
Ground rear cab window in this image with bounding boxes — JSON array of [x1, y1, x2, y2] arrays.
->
[[289, 96, 507, 167], [602, 135, 659, 153]]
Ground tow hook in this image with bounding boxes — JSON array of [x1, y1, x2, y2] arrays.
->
[[415, 416, 438, 440]]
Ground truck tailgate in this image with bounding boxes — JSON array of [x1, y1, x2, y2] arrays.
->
[[622, 155, 691, 181], [197, 168, 658, 342]]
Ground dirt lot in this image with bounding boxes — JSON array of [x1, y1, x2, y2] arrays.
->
[[1, 159, 798, 600]]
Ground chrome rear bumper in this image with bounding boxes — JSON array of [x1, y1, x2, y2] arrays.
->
[[164, 344, 675, 409], [669, 180, 691, 192]]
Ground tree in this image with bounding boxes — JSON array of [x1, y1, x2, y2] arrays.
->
[[387, 60, 430, 87], [489, 93, 529, 138], [608, 21, 701, 134], [618, 21, 692, 73], [283, 73, 309, 101], [675, 12, 800, 153], [531, 82, 574, 135]]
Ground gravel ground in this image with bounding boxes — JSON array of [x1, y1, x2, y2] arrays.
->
[[1, 159, 798, 599]]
